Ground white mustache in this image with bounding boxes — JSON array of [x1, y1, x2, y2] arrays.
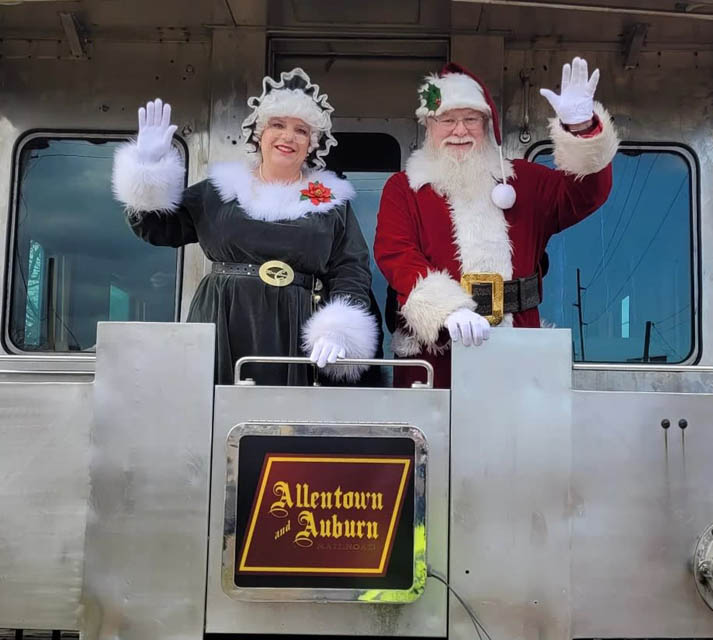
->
[[441, 135, 477, 146]]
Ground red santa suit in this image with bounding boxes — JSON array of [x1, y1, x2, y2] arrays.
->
[[374, 63, 619, 388]]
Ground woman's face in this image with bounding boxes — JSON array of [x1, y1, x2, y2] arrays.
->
[[259, 116, 311, 174]]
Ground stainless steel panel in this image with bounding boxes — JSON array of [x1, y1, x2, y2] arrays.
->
[[571, 389, 713, 637], [81, 322, 214, 640], [0, 381, 92, 630], [207, 385, 450, 636], [573, 366, 713, 393], [450, 328, 573, 640]]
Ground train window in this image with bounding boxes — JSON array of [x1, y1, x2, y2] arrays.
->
[[531, 145, 698, 364], [7, 135, 182, 353]]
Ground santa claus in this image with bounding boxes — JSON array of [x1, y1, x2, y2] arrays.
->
[[374, 57, 619, 388]]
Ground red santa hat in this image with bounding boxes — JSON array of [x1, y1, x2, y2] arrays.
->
[[416, 62, 516, 209]]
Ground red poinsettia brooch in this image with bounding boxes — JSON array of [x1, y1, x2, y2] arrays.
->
[[300, 181, 334, 205]]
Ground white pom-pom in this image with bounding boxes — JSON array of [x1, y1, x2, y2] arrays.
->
[[491, 182, 516, 209]]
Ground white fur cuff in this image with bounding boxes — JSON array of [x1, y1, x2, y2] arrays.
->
[[112, 141, 185, 214], [391, 328, 422, 357], [549, 102, 619, 179], [301, 298, 379, 382], [400, 270, 475, 346]]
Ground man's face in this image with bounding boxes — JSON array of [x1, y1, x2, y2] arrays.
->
[[426, 108, 488, 156]]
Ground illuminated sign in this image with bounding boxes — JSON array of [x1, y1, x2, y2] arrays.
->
[[238, 454, 411, 576], [222, 425, 427, 603]]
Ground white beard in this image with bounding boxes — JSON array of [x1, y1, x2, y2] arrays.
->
[[422, 134, 503, 203]]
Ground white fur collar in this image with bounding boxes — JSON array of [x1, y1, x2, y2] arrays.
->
[[208, 161, 355, 222], [404, 146, 514, 192]]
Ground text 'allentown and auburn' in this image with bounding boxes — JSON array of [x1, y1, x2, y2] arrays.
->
[[268, 480, 385, 546]]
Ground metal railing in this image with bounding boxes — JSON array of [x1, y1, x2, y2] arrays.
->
[[234, 356, 435, 389]]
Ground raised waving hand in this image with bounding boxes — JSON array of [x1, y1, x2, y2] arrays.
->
[[136, 98, 178, 163], [540, 57, 599, 126]]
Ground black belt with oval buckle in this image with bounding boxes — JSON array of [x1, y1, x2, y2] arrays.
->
[[211, 261, 322, 291], [460, 272, 541, 326]]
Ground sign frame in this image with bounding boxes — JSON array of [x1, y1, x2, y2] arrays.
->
[[221, 422, 427, 603]]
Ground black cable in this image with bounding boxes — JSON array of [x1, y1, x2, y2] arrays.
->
[[652, 323, 682, 361], [585, 154, 659, 289], [428, 569, 493, 640], [582, 154, 641, 288], [586, 176, 687, 326], [650, 303, 690, 327], [655, 316, 690, 335]]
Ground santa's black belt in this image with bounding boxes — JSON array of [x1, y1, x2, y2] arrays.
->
[[460, 272, 541, 326], [211, 261, 321, 290]]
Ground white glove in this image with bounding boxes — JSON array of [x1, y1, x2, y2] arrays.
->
[[137, 98, 178, 163], [446, 308, 491, 347], [309, 336, 347, 368], [539, 57, 599, 126]]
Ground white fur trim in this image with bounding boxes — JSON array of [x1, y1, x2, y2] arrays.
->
[[448, 191, 513, 279], [208, 161, 355, 221], [390, 328, 422, 357], [404, 148, 437, 191], [549, 102, 619, 179], [112, 142, 184, 214], [401, 270, 475, 346], [301, 298, 379, 382], [416, 73, 490, 124]]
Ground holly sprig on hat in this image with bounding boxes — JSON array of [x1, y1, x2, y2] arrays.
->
[[420, 83, 442, 112]]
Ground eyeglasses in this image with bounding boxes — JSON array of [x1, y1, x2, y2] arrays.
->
[[430, 114, 487, 131], [266, 119, 311, 143]]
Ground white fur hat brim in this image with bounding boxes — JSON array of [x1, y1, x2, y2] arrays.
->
[[416, 72, 491, 124]]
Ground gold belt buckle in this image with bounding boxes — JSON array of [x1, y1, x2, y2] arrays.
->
[[460, 272, 504, 326], [259, 260, 295, 287]]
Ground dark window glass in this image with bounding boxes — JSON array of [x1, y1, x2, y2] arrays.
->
[[533, 147, 696, 363], [8, 136, 181, 352]]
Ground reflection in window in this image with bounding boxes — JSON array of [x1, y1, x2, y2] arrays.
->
[[9, 136, 181, 352], [345, 171, 394, 359], [535, 147, 695, 363]]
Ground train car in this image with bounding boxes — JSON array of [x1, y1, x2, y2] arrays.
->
[[1, 1, 712, 639]]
